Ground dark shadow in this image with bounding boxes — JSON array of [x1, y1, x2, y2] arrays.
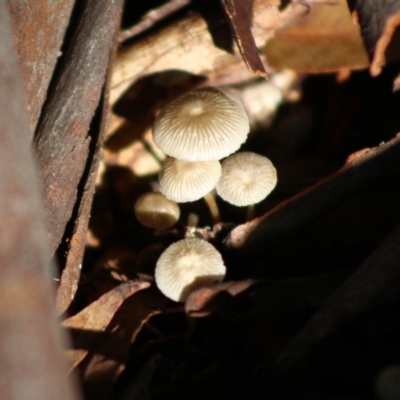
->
[[191, 0, 234, 54]]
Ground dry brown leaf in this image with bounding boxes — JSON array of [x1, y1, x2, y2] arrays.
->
[[110, 0, 302, 105], [220, 0, 268, 77], [349, 0, 400, 76], [62, 280, 150, 372], [81, 291, 166, 400], [185, 280, 256, 317], [265, 0, 369, 72]]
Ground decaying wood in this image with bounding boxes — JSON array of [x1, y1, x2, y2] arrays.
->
[[110, 0, 303, 105], [220, 0, 268, 77], [225, 134, 400, 253], [0, 4, 78, 399], [349, 0, 400, 76], [9, 0, 75, 134], [34, 0, 125, 258], [118, 0, 191, 43], [56, 3, 124, 315], [278, 220, 400, 369]]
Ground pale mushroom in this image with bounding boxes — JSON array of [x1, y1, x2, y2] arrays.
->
[[158, 157, 221, 203], [152, 87, 249, 161], [134, 192, 180, 230], [216, 151, 277, 220], [155, 238, 226, 302]]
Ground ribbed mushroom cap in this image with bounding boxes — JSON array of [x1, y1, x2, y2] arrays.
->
[[159, 157, 221, 203], [153, 87, 249, 161], [155, 238, 226, 302], [134, 192, 180, 230], [216, 152, 277, 206]]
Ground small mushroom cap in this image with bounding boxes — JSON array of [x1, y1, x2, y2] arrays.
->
[[134, 192, 180, 230], [155, 238, 226, 302], [159, 157, 221, 203], [153, 87, 250, 161], [216, 151, 277, 206]]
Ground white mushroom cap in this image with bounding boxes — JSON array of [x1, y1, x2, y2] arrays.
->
[[134, 192, 180, 230], [153, 87, 250, 161], [216, 151, 277, 206], [155, 238, 226, 302], [159, 157, 221, 203]]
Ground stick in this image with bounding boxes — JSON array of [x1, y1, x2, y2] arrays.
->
[[118, 0, 191, 43]]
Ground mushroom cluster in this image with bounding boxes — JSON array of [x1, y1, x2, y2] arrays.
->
[[154, 87, 250, 203], [134, 86, 278, 302]]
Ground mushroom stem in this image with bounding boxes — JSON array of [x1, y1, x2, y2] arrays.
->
[[187, 213, 199, 227], [186, 316, 197, 339], [203, 191, 220, 225], [246, 203, 255, 222], [141, 138, 164, 165]]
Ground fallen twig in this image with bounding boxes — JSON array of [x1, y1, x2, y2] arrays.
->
[[118, 0, 191, 44]]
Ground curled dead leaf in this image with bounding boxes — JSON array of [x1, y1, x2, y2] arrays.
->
[[185, 279, 256, 317]]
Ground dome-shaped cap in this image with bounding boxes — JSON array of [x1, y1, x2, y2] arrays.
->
[[153, 87, 250, 161], [216, 152, 277, 206], [155, 238, 226, 302], [159, 157, 221, 203], [134, 192, 180, 229]]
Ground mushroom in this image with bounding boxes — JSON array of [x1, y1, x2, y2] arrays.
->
[[158, 157, 221, 203], [216, 151, 277, 219], [152, 87, 249, 161], [155, 238, 226, 302], [134, 192, 180, 230]]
